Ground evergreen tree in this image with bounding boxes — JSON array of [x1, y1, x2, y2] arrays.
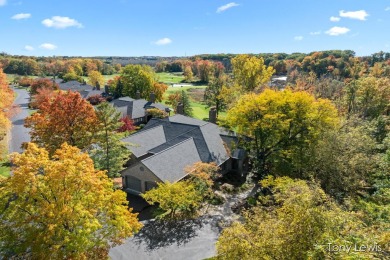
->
[[181, 90, 193, 117], [90, 102, 130, 177]]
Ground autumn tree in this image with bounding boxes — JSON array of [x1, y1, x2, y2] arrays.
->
[[30, 78, 59, 95], [89, 102, 130, 178], [62, 70, 83, 83], [88, 70, 105, 88], [183, 66, 193, 82], [185, 162, 220, 200], [146, 108, 168, 119], [0, 143, 142, 259], [195, 60, 214, 83], [216, 176, 367, 260], [120, 64, 156, 99], [303, 121, 381, 199], [117, 116, 136, 133], [166, 92, 181, 112], [152, 82, 168, 102], [0, 69, 14, 158], [29, 87, 57, 109], [18, 76, 33, 87], [204, 74, 228, 116], [25, 91, 99, 154], [227, 89, 338, 177], [231, 54, 275, 91], [142, 181, 202, 219], [87, 94, 106, 105]]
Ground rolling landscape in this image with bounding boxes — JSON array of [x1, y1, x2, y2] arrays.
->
[[1, 1, 390, 259]]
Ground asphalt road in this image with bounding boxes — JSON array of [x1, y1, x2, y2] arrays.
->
[[10, 87, 31, 153], [109, 216, 222, 260]]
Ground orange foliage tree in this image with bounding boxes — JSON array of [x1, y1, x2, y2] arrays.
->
[[30, 78, 59, 95], [25, 91, 99, 154]]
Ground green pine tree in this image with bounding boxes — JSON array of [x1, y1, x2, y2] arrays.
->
[[90, 102, 131, 178], [181, 90, 193, 117]]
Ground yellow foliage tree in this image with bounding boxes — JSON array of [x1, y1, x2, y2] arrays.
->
[[227, 89, 339, 177], [88, 70, 105, 88], [231, 54, 275, 91], [142, 181, 202, 219], [0, 143, 142, 259], [0, 68, 14, 158], [216, 176, 374, 259]]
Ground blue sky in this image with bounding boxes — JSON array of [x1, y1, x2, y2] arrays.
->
[[1, 0, 389, 56]]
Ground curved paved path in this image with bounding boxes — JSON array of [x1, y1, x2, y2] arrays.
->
[[9, 87, 31, 153]]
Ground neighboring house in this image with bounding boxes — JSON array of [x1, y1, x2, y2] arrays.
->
[[56, 79, 106, 98], [110, 93, 171, 124], [121, 114, 247, 194], [57, 80, 95, 92]]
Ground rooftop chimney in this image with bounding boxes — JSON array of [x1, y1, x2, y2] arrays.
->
[[176, 102, 184, 115], [149, 92, 156, 103], [136, 90, 141, 99], [209, 106, 217, 124]]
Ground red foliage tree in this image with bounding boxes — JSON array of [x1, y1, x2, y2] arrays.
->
[[87, 94, 106, 105], [117, 116, 136, 133]]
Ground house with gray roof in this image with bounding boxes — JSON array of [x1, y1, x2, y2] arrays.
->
[[55, 79, 106, 99], [120, 114, 247, 194], [110, 93, 171, 124]]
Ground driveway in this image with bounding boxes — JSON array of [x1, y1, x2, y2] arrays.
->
[[109, 216, 222, 260], [109, 186, 256, 260], [10, 87, 31, 153]]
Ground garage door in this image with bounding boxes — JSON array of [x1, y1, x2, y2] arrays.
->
[[125, 176, 142, 193]]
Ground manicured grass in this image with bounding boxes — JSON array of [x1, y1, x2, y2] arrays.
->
[[157, 72, 185, 84], [161, 85, 227, 121], [6, 74, 38, 83], [0, 160, 10, 178]]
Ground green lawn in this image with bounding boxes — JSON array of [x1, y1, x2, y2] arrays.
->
[[0, 160, 10, 178], [162, 85, 227, 120], [157, 72, 185, 84]]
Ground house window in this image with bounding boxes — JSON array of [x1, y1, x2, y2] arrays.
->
[[145, 181, 158, 191], [125, 176, 142, 192]]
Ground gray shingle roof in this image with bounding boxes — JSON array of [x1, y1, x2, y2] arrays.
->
[[122, 125, 166, 157], [142, 138, 201, 182], [124, 115, 232, 181], [58, 80, 94, 92], [79, 90, 104, 99], [168, 114, 208, 126], [110, 97, 169, 119]]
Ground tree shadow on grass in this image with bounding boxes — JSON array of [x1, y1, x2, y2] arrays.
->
[[133, 218, 204, 251]]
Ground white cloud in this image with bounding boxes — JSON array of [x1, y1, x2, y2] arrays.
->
[[217, 2, 239, 13], [42, 16, 83, 29], [39, 43, 57, 50], [385, 7, 390, 11], [24, 45, 34, 51], [11, 13, 31, 20], [325, 26, 350, 36], [339, 10, 369, 21], [310, 31, 321, 35], [153, 38, 172, 45], [0, 0, 6, 6], [330, 16, 340, 22], [294, 36, 303, 41]]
